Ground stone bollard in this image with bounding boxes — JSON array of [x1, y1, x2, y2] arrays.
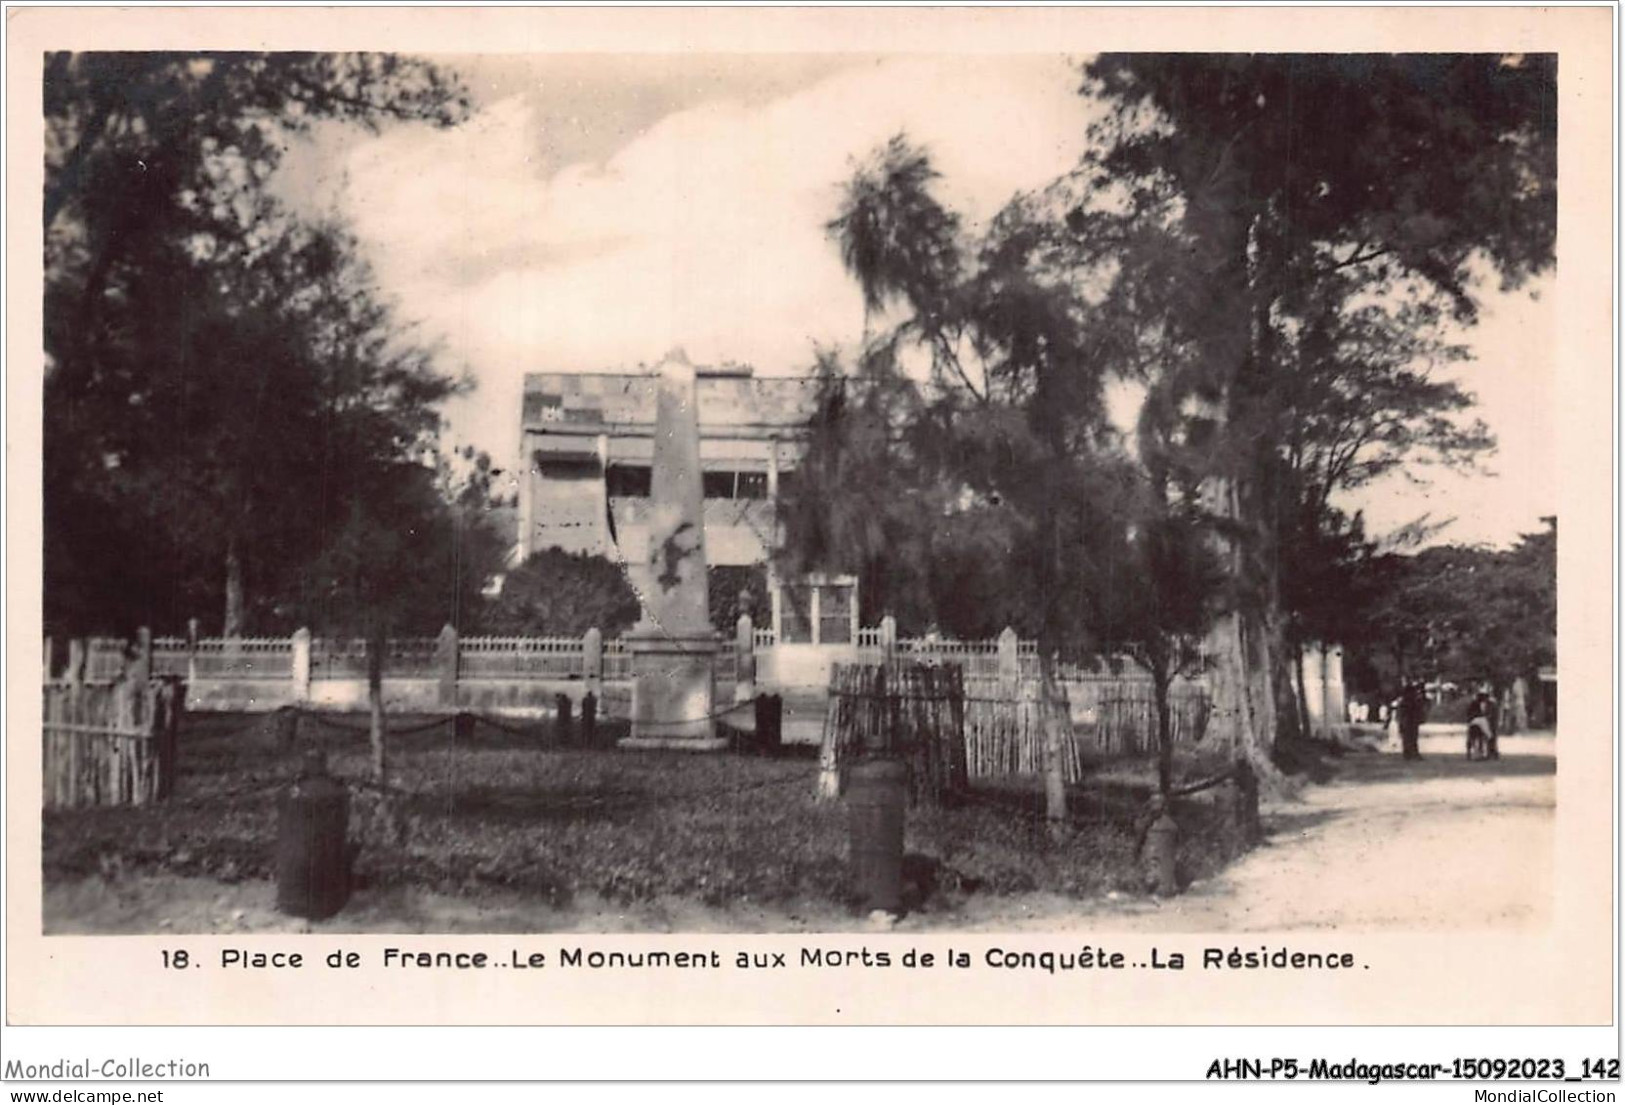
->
[[581, 692, 597, 747], [847, 758, 908, 917], [754, 693, 783, 756], [753, 694, 769, 755], [274, 706, 300, 753], [1148, 812, 1180, 897], [276, 749, 351, 920]]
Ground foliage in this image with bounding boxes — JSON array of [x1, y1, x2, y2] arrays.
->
[[43, 713, 1242, 910], [789, 138, 1151, 655], [43, 52, 472, 638], [1362, 521, 1556, 695], [773, 355, 945, 632], [826, 134, 962, 326], [1065, 53, 1558, 753], [284, 455, 505, 639], [1083, 54, 1556, 318], [708, 565, 769, 635], [481, 548, 641, 638]]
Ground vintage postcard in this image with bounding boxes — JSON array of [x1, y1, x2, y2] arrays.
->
[[3, 4, 1615, 1077]]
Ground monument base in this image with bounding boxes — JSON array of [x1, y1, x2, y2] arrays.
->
[[619, 632, 725, 751]]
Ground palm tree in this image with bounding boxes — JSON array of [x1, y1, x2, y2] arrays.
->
[[826, 134, 961, 350]]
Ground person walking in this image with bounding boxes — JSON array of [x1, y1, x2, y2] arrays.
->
[[1398, 680, 1427, 761]]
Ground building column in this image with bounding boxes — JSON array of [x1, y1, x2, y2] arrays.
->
[[596, 432, 611, 557], [765, 439, 783, 644], [517, 432, 534, 563], [1301, 645, 1325, 732], [1323, 644, 1346, 729], [769, 573, 782, 640]]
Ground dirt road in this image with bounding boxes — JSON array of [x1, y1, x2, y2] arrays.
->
[[935, 729, 1557, 932], [45, 730, 1555, 934]]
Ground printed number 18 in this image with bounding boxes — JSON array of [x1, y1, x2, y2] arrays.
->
[[161, 950, 190, 969]]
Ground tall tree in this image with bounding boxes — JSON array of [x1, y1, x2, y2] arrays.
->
[[1076, 54, 1557, 770], [827, 134, 962, 347], [43, 52, 470, 637], [1363, 520, 1556, 728], [800, 136, 1224, 831], [482, 548, 642, 638]]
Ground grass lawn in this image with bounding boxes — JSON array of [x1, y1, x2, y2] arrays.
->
[[43, 710, 1250, 924]]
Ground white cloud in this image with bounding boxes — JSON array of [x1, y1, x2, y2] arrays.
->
[[293, 55, 1095, 468], [1339, 277, 1555, 548], [276, 53, 1555, 549]]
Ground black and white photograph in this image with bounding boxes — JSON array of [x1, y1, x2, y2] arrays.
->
[[5, 5, 1614, 1046]]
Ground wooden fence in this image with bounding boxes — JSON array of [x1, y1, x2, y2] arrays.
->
[[43, 678, 183, 809], [818, 662, 968, 804], [1067, 679, 1211, 757], [961, 681, 1208, 783], [824, 661, 1213, 794], [962, 682, 1068, 780]]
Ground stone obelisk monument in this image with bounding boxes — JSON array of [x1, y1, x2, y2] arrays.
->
[[620, 350, 724, 750]]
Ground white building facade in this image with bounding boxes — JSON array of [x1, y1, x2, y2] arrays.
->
[[518, 364, 857, 652]]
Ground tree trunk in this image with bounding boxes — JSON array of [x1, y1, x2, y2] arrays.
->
[[1201, 482, 1287, 789], [1181, 157, 1296, 792], [1265, 601, 1302, 746], [367, 626, 387, 783], [1242, 604, 1283, 771], [1288, 627, 1312, 739], [223, 534, 245, 638], [1153, 665, 1173, 799]]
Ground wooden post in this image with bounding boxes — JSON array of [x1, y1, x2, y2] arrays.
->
[[65, 642, 84, 807], [130, 627, 153, 684], [1038, 657, 1070, 842], [187, 617, 200, 688], [997, 626, 1020, 693], [366, 625, 388, 785], [815, 664, 849, 801], [582, 626, 603, 697], [42, 637, 53, 682], [880, 615, 897, 663]]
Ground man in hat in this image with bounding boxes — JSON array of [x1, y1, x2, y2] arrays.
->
[[1397, 679, 1428, 761]]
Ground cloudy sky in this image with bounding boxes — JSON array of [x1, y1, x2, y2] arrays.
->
[[274, 53, 1555, 550]]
